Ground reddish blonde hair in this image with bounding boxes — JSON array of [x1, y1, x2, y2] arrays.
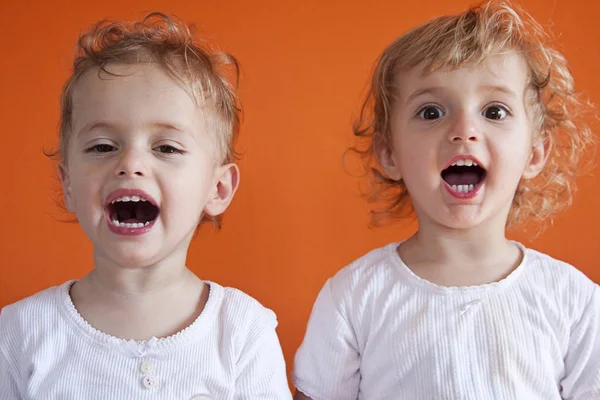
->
[[352, 0, 596, 228], [54, 12, 241, 228]]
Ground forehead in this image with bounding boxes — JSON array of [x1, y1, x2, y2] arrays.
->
[[394, 51, 530, 100], [70, 63, 204, 135]]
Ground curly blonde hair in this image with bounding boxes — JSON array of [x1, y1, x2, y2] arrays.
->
[[52, 12, 241, 228], [351, 0, 596, 229]]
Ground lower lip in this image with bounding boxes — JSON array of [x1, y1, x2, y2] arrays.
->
[[443, 180, 483, 199], [105, 213, 157, 236]]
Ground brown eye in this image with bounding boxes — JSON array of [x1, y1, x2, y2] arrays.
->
[[419, 106, 445, 120], [87, 144, 115, 153], [483, 105, 508, 120], [155, 145, 183, 154]]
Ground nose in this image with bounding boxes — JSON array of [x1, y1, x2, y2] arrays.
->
[[115, 147, 147, 177], [448, 111, 481, 143]]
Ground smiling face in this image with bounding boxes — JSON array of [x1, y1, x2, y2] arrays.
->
[[60, 63, 238, 268], [377, 52, 547, 231]]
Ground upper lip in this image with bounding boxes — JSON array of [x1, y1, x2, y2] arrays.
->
[[104, 188, 159, 208], [442, 154, 486, 171]]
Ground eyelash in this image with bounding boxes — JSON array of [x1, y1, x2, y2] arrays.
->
[[155, 145, 185, 154], [84, 144, 185, 154], [85, 144, 115, 153], [415, 103, 512, 120]]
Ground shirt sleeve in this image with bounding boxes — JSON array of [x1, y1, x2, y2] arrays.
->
[[0, 313, 23, 400], [292, 279, 361, 400], [234, 311, 292, 400], [560, 286, 600, 400]]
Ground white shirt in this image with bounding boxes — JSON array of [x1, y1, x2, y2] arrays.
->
[[292, 242, 600, 400], [0, 281, 292, 400]]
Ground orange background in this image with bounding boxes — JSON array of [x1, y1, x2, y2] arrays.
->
[[1, 0, 599, 386]]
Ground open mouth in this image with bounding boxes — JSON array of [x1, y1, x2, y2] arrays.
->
[[441, 159, 487, 194], [107, 195, 160, 228]]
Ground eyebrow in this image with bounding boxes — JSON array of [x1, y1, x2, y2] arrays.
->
[[75, 121, 118, 138], [405, 87, 444, 105], [478, 84, 518, 98], [405, 84, 518, 105], [76, 121, 191, 137]]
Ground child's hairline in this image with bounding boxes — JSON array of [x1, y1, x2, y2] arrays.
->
[[59, 59, 234, 167]]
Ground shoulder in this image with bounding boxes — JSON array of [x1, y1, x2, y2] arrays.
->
[[522, 246, 598, 319], [0, 282, 70, 370], [0, 282, 68, 337], [524, 247, 597, 293], [207, 281, 278, 341], [327, 243, 401, 300]]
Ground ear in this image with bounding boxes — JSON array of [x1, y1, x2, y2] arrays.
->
[[58, 163, 75, 212], [373, 132, 402, 181], [522, 135, 549, 179], [204, 163, 240, 216]]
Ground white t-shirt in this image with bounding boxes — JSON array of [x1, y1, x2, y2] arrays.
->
[[0, 280, 292, 400], [292, 242, 600, 400]]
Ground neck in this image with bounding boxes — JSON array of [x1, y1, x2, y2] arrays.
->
[[413, 218, 510, 267], [87, 249, 191, 296], [69, 246, 207, 340], [399, 211, 522, 286]]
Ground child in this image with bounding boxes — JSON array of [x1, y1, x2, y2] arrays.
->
[[0, 13, 291, 399], [292, 1, 599, 399]]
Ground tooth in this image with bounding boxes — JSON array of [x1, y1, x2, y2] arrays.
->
[[464, 159, 473, 167], [456, 159, 465, 166], [473, 162, 478, 166], [123, 196, 131, 202], [452, 185, 458, 191], [124, 223, 132, 228], [141, 198, 147, 202], [112, 220, 119, 226], [469, 184, 474, 191], [131, 196, 140, 202], [136, 223, 144, 228], [144, 221, 150, 226]]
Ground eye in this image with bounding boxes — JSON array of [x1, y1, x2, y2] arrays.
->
[[86, 144, 116, 153], [483, 105, 509, 120], [418, 105, 446, 120], [155, 145, 183, 154]]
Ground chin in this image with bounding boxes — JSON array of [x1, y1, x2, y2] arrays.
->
[[434, 213, 486, 230]]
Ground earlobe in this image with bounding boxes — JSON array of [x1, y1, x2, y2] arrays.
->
[[58, 163, 75, 212], [522, 135, 549, 180], [203, 163, 240, 216], [373, 132, 402, 181]]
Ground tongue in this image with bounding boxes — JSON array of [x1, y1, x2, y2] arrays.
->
[[444, 171, 480, 186], [117, 209, 143, 224]]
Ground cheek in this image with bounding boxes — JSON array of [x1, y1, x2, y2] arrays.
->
[[163, 167, 214, 207], [395, 142, 436, 184]]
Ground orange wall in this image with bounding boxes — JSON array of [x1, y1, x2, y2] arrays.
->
[[1, 0, 599, 383]]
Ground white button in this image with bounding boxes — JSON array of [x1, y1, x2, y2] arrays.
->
[[142, 374, 158, 389], [141, 360, 155, 374]]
